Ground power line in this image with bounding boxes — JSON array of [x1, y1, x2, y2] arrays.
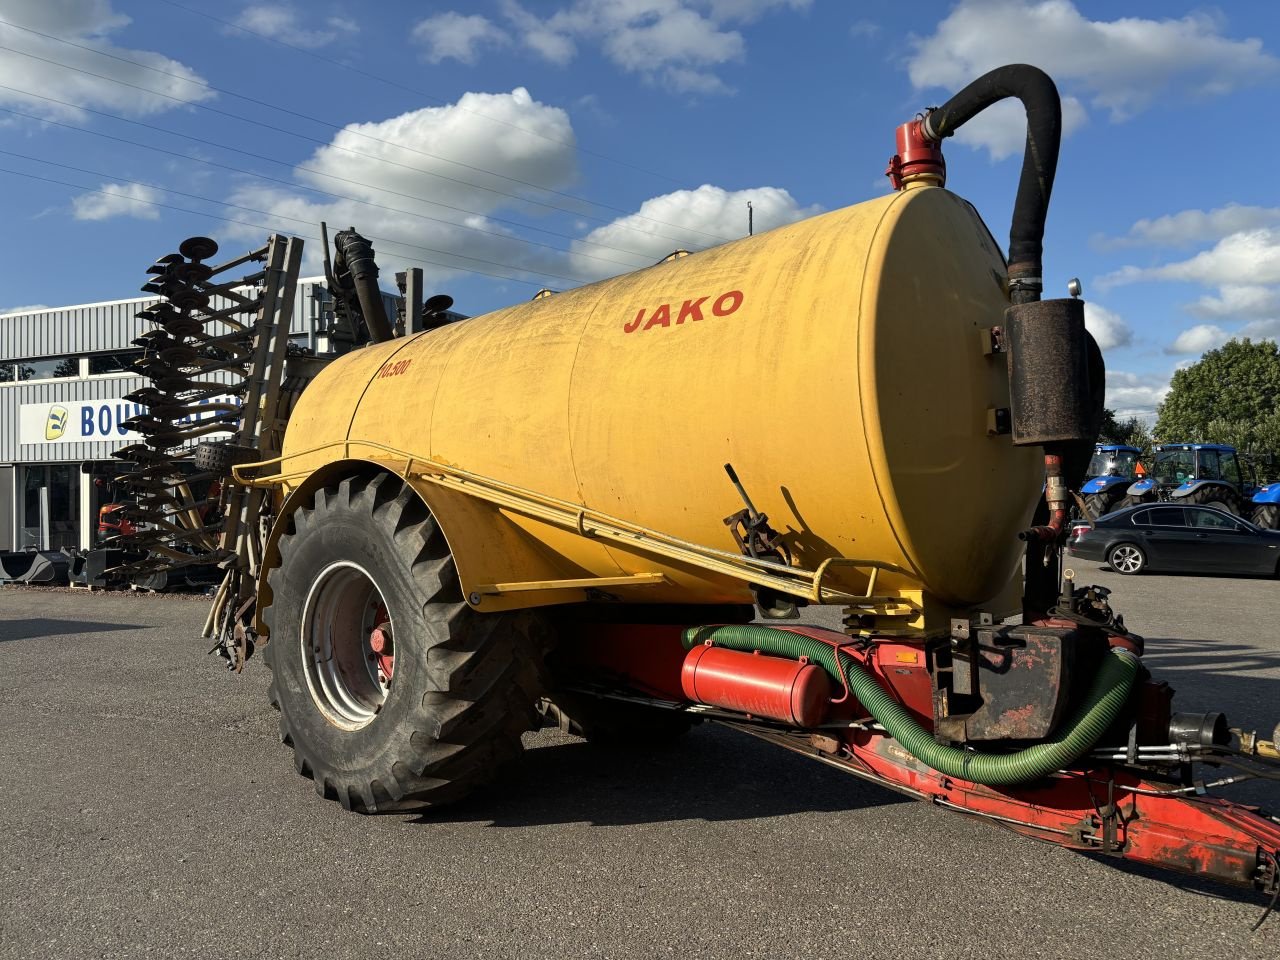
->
[[0, 19, 734, 244], [150, 0, 687, 189], [0, 147, 598, 285], [0, 91, 655, 269], [0, 166, 577, 289]]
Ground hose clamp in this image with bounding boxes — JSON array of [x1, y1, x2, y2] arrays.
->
[[921, 111, 940, 141], [1007, 276, 1043, 292]]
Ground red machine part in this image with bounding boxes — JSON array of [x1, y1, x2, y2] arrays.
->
[[681, 643, 831, 727], [97, 503, 136, 538], [886, 118, 946, 190], [369, 605, 393, 681], [563, 621, 1279, 898], [842, 727, 1280, 893]]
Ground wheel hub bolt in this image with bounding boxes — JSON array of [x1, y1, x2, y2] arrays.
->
[[369, 626, 392, 655]]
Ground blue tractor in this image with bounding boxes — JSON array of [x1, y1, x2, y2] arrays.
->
[[1251, 479, 1280, 529], [1079, 444, 1144, 518], [1117, 443, 1280, 528]]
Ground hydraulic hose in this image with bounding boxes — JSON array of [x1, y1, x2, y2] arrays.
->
[[922, 64, 1061, 304], [682, 624, 1139, 787]]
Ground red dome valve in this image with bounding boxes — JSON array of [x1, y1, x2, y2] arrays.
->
[[886, 117, 946, 190]]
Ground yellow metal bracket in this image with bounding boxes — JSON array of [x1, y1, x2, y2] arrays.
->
[[473, 572, 667, 596], [233, 441, 923, 615]]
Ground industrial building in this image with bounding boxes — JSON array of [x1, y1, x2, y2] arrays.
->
[[0, 279, 403, 554]]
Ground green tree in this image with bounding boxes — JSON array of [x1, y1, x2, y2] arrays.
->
[[1097, 408, 1154, 460], [1155, 338, 1280, 462], [1098, 407, 1122, 442], [1118, 417, 1154, 462]]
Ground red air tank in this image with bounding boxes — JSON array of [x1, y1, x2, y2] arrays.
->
[[681, 644, 831, 727]]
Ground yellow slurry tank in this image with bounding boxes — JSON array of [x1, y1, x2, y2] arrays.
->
[[277, 183, 1042, 624]]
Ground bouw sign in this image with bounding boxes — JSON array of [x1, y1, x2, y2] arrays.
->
[[17, 397, 237, 446]]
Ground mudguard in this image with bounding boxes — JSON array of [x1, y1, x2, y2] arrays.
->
[[1082, 476, 1129, 495], [1170, 479, 1235, 501], [1126, 478, 1156, 497], [1252, 482, 1280, 505]]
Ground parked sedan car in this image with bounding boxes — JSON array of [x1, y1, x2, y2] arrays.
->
[[1066, 504, 1280, 576]]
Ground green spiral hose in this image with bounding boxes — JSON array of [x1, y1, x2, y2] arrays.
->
[[682, 624, 1138, 787]]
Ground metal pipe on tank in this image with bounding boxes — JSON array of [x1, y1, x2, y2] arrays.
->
[[333, 229, 393, 343]]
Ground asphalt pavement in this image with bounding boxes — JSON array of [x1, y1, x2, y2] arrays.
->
[[1, 563, 1278, 960]]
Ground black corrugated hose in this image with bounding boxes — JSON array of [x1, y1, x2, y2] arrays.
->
[[923, 64, 1062, 305]]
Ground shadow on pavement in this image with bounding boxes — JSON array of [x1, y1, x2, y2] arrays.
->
[[1142, 635, 1280, 680], [1084, 853, 1275, 913], [425, 723, 910, 828], [1101, 565, 1280, 582], [0, 618, 148, 642]]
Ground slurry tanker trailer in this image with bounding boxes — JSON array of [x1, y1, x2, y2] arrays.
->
[[115, 65, 1279, 918]]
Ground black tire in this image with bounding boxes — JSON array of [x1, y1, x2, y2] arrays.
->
[[1113, 493, 1154, 511], [192, 441, 256, 478], [262, 473, 548, 813], [1251, 503, 1280, 530], [1084, 491, 1122, 519], [539, 693, 695, 744], [1107, 542, 1146, 575], [1178, 484, 1243, 516]]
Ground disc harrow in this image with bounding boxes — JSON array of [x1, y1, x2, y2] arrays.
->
[[103, 235, 301, 588]]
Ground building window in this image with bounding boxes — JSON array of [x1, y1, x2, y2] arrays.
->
[[88, 351, 143, 375], [9, 356, 81, 381], [19, 464, 80, 551]]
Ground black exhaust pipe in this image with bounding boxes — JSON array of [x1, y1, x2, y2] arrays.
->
[[333, 228, 393, 343]]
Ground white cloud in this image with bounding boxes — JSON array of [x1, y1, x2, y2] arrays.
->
[[0, 304, 50, 315], [1105, 203, 1280, 249], [1103, 229, 1280, 289], [1100, 206, 1280, 336], [570, 184, 820, 280], [1083, 302, 1131, 351], [1164, 318, 1280, 355], [952, 95, 1087, 161], [1188, 284, 1280, 319], [71, 182, 161, 220], [5, 1, 126, 34], [1241, 318, 1280, 341], [493, 0, 806, 93], [499, 2, 577, 65], [1106, 369, 1171, 422], [218, 88, 591, 288], [907, 1, 1276, 158], [411, 13, 510, 65], [233, 5, 353, 49], [700, 0, 810, 21], [297, 88, 578, 216], [1166, 323, 1229, 355], [0, 0, 214, 120]]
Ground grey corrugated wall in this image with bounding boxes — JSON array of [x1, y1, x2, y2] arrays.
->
[[1, 280, 403, 464]]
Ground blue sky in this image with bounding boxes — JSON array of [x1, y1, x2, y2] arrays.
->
[[2, 0, 1280, 422]]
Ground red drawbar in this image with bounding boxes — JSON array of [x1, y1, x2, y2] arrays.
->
[[558, 619, 1279, 896]]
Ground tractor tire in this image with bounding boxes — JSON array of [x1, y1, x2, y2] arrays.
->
[[1107, 542, 1146, 576], [193, 441, 257, 478], [262, 472, 548, 813], [1179, 484, 1243, 516], [1113, 494, 1154, 512], [539, 693, 695, 744], [1252, 504, 1280, 530], [1084, 491, 1122, 519]]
